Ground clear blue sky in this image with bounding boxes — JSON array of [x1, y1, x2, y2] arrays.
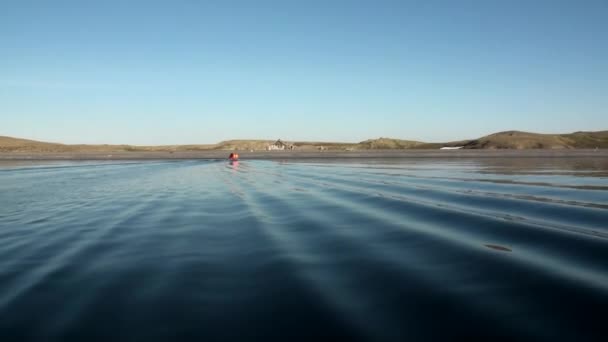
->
[[1, 0, 607, 145]]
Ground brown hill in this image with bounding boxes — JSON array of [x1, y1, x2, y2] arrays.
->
[[565, 131, 608, 148], [0, 136, 217, 153], [1, 130, 607, 152], [213, 140, 274, 151], [461, 131, 608, 149], [0, 136, 69, 152], [356, 138, 424, 149]]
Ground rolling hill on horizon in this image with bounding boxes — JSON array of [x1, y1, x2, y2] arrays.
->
[[458, 130, 608, 149], [1, 130, 607, 153]]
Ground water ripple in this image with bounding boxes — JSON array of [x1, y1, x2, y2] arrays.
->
[[1, 158, 607, 341]]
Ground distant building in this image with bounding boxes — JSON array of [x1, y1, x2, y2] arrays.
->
[[268, 139, 294, 151], [440, 146, 464, 150]]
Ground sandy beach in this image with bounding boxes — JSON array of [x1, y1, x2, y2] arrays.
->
[[1, 149, 606, 160]]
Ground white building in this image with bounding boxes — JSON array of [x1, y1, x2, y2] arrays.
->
[[267, 139, 287, 151]]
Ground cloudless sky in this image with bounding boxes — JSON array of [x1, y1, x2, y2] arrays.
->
[[1, 0, 607, 144]]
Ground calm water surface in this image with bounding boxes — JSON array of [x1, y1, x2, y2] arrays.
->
[[1, 158, 607, 341]]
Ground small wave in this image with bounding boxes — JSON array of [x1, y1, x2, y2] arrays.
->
[[1, 158, 607, 340]]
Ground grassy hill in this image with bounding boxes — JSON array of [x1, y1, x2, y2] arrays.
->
[[212, 140, 275, 151], [564, 131, 608, 148], [0, 136, 70, 152], [461, 131, 608, 149], [1, 130, 607, 152], [0, 136, 218, 153], [356, 138, 424, 149], [213, 138, 424, 151]]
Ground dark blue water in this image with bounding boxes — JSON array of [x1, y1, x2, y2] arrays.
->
[[1, 158, 607, 341]]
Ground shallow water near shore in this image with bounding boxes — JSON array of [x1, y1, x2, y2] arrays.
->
[[1, 158, 607, 341]]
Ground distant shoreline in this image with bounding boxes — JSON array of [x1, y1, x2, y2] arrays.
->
[[3, 130, 608, 154], [1, 149, 606, 160]]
